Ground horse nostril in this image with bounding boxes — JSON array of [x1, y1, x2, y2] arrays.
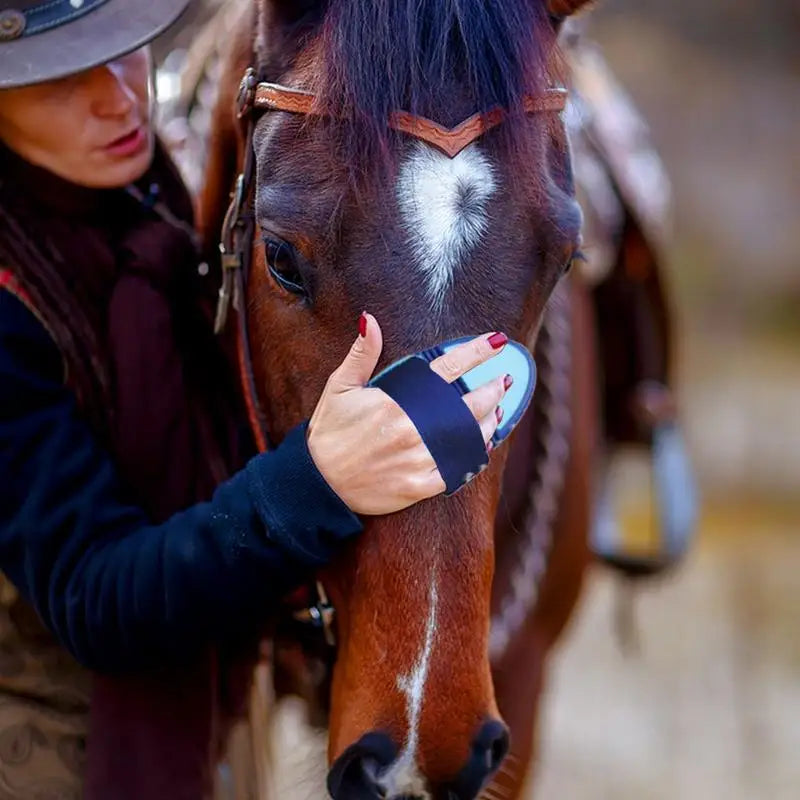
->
[[327, 731, 397, 799], [447, 720, 511, 799], [487, 724, 510, 773], [477, 719, 510, 774]]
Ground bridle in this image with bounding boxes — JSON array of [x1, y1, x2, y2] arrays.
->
[[214, 65, 567, 448], [214, 55, 570, 647]]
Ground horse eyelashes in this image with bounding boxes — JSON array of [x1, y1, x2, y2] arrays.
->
[[263, 237, 308, 297], [564, 248, 587, 275]]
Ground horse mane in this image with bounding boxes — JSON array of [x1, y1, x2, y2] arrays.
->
[[316, 0, 559, 170]]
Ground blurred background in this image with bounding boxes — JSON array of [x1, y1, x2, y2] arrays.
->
[[538, 3, 800, 799], [157, 2, 799, 797]]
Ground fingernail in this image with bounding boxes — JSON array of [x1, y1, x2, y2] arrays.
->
[[504, 374, 514, 391], [358, 312, 368, 338], [496, 406, 504, 423], [488, 332, 508, 350], [487, 441, 494, 454]]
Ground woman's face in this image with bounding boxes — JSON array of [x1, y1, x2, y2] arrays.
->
[[0, 48, 154, 188]]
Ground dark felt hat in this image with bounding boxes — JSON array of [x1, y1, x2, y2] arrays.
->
[[0, 0, 191, 89]]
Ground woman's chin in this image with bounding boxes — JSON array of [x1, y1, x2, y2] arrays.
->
[[86, 137, 155, 189]]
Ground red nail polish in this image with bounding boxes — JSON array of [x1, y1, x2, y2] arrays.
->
[[358, 312, 368, 338], [488, 332, 508, 350], [504, 374, 514, 391], [496, 406, 504, 423]]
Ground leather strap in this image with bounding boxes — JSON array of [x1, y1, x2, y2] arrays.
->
[[254, 83, 315, 115], [254, 83, 568, 158]]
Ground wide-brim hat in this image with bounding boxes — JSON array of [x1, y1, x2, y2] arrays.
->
[[0, 0, 191, 89]]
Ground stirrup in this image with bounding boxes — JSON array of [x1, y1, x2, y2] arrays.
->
[[592, 418, 699, 577]]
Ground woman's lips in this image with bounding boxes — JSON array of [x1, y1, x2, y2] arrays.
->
[[105, 126, 147, 158]]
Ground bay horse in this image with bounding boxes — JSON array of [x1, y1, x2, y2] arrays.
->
[[200, 1, 597, 797]]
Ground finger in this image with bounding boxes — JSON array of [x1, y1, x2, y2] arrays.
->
[[461, 375, 509, 421], [429, 331, 508, 383], [478, 409, 500, 445], [328, 312, 383, 391]]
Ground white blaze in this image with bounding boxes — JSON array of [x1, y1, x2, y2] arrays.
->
[[378, 579, 440, 799], [396, 143, 497, 309]]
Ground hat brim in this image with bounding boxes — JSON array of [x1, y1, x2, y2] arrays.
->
[[0, 0, 191, 89]]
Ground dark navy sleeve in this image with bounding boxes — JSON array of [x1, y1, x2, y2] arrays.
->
[[0, 289, 362, 672]]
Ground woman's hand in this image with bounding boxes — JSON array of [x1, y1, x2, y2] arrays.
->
[[307, 313, 510, 515]]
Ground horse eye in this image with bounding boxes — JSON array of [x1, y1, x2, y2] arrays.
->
[[263, 238, 306, 297], [564, 249, 587, 275]]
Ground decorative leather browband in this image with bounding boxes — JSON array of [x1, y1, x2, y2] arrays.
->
[[253, 82, 568, 159]]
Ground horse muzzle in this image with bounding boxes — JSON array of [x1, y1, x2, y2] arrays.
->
[[327, 721, 509, 800]]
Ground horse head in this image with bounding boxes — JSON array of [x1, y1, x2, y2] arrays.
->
[[216, 1, 591, 796]]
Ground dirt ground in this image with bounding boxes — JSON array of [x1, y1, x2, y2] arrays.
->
[[535, 501, 800, 800]]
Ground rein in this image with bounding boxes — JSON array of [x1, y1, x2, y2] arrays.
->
[[489, 281, 572, 662]]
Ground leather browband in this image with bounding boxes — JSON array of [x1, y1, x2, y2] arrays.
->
[[254, 83, 568, 159]]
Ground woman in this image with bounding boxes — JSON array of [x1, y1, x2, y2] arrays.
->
[[0, 1, 508, 797]]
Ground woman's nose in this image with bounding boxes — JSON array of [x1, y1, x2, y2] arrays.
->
[[90, 64, 139, 118]]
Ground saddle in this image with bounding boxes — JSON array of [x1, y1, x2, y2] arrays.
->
[[564, 26, 698, 576]]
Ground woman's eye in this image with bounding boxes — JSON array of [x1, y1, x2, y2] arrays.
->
[[263, 238, 306, 296]]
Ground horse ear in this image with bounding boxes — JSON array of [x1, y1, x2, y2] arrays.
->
[[548, 0, 594, 17]]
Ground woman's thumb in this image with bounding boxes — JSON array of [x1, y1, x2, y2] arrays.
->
[[329, 313, 383, 390]]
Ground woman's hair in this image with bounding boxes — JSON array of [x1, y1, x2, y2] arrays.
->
[[0, 139, 243, 488], [0, 180, 110, 429]]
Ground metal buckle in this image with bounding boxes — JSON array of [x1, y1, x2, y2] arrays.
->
[[221, 174, 245, 260], [214, 173, 246, 334], [236, 67, 258, 120], [292, 582, 336, 647], [215, 68, 259, 335]]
